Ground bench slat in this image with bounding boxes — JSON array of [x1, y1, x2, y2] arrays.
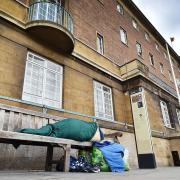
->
[[0, 130, 92, 147]]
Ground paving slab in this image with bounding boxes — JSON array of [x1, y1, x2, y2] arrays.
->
[[0, 167, 180, 180]]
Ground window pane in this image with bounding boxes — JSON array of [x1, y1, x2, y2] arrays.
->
[[120, 28, 127, 44], [24, 61, 43, 97], [132, 19, 138, 29], [155, 43, 159, 51], [149, 53, 154, 66], [136, 42, 142, 56], [117, 3, 124, 14], [176, 109, 180, 125], [94, 81, 113, 121], [23, 52, 63, 108], [160, 100, 171, 128], [44, 70, 61, 102], [160, 63, 164, 73], [97, 34, 104, 54], [145, 32, 150, 41]]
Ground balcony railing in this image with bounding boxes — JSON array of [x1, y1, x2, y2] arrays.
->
[[149, 72, 177, 98], [120, 59, 177, 98], [28, 1, 73, 34]]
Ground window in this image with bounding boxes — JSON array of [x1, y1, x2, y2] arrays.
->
[[160, 63, 164, 74], [22, 52, 63, 108], [168, 70, 173, 82], [155, 43, 159, 51], [132, 19, 138, 30], [164, 52, 167, 59], [160, 100, 171, 128], [136, 42, 142, 56], [117, 2, 124, 14], [120, 27, 128, 45], [94, 81, 114, 121], [30, 1, 62, 22], [176, 78, 180, 87], [178, 65, 180, 72], [176, 109, 180, 125], [97, 33, 104, 54], [145, 32, 150, 41], [172, 59, 175, 66], [149, 53, 154, 66]]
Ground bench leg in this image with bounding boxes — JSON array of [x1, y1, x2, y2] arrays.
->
[[45, 145, 53, 171], [64, 144, 71, 172]]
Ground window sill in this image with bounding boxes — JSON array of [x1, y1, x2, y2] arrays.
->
[[137, 55, 143, 60], [117, 11, 124, 16], [150, 64, 156, 69], [145, 39, 150, 43], [121, 42, 129, 47], [96, 118, 134, 132], [15, 0, 29, 8], [132, 26, 139, 31], [156, 49, 160, 53], [96, 51, 104, 56], [164, 126, 176, 130], [96, 116, 114, 122]]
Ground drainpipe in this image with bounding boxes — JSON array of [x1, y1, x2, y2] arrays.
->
[[166, 42, 180, 106]]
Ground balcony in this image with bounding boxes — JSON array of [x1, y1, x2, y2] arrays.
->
[[26, 1, 74, 53], [120, 59, 177, 97], [120, 59, 149, 80]]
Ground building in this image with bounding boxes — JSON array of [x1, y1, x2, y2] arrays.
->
[[0, 0, 180, 170]]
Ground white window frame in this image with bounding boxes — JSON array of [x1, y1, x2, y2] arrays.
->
[[164, 52, 167, 59], [176, 78, 180, 88], [97, 33, 104, 55], [136, 42, 142, 56], [155, 43, 160, 51], [32, 1, 61, 22], [145, 32, 150, 41], [176, 109, 180, 125], [117, 2, 124, 14], [168, 70, 173, 82], [160, 63, 164, 74], [120, 27, 128, 45], [93, 81, 114, 121], [149, 53, 154, 66], [22, 52, 63, 108], [160, 100, 171, 128], [132, 19, 138, 30]]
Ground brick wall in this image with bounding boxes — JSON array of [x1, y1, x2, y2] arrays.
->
[[70, 0, 180, 90]]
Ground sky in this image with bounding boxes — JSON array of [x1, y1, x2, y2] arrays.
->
[[132, 0, 180, 55]]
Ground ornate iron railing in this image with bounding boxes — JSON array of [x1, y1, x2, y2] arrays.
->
[[28, 1, 73, 34]]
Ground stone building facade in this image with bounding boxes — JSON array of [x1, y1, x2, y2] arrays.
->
[[0, 0, 180, 169]]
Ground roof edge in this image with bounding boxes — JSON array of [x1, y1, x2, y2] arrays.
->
[[122, 0, 180, 62]]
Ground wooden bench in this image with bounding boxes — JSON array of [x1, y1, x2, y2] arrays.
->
[[0, 130, 92, 172], [0, 103, 92, 172]]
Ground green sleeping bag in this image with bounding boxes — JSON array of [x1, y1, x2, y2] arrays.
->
[[18, 118, 98, 142]]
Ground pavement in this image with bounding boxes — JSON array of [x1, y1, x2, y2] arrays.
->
[[0, 167, 180, 180]]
